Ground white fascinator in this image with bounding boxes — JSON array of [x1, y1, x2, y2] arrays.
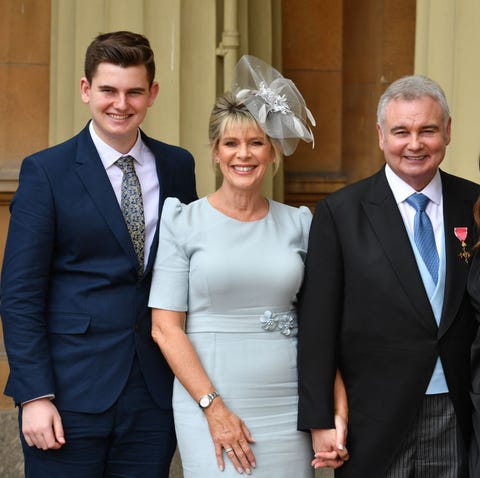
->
[[232, 55, 316, 156]]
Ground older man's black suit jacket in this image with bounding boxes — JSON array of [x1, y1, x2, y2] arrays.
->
[[298, 167, 479, 477]]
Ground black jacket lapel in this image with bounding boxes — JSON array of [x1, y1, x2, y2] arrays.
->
[[439, 171, 476, 336]]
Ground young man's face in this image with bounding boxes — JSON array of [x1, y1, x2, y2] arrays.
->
[[80, 62, 159, 153]]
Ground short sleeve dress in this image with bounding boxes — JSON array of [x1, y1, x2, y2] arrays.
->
[[149, 196, 313, 477]]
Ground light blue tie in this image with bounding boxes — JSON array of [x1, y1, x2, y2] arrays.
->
[[406, 193, 439, 284]]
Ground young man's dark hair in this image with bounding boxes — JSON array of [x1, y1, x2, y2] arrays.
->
[[84, 30, 156, 85]]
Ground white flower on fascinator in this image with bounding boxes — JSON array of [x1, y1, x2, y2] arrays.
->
[[255, 82, 292, 118]]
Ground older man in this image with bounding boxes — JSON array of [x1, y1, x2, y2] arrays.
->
[[298, 75, 479, 477]]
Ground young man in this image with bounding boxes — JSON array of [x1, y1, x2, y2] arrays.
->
[[1, 31, 197, 477], [298, 75, 479, 477]]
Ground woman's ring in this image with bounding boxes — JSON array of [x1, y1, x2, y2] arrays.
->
[[224, 447, 233, 453]]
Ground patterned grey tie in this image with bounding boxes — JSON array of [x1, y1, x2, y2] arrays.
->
[[116, 155, 145, 277]]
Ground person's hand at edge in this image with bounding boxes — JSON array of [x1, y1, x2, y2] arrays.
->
[[22, 397, 65, 450]]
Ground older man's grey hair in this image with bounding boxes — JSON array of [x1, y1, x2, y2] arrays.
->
[[376, 75, 450, 132]]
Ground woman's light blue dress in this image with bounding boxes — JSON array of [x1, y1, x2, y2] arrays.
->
[[148, 197, 313, 477]]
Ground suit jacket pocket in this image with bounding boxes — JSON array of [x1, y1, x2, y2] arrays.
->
[[47, 312, 92, 334]]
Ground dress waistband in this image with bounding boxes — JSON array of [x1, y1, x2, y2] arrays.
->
[[186, 309, 297, 337]]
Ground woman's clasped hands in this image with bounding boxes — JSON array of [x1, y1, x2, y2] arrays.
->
[[311, 413, 349, 470]]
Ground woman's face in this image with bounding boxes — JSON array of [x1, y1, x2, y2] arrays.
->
[[214, 121, 275, 193]]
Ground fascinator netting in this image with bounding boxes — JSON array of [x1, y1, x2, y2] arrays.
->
[[231, 55, 316, 156]]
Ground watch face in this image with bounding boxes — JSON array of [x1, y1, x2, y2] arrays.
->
[[199, 395, 210, 408]]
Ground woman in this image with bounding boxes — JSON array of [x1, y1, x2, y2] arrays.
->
[[468, 198, 480, 476], [149, 55, 347, 476]]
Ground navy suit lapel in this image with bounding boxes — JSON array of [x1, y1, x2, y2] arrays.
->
[[141, 133, 167, 275], [361, 169, 437, 333], [74, 126, 139, 268], [439, 171, 475, 336]]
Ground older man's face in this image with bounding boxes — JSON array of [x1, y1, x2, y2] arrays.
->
[[376, 96, 451, 191]]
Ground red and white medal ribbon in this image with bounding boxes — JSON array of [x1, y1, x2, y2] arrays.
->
[[454, 227, 470, 263]]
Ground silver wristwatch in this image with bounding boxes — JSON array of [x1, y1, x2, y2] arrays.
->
[[198, 391, 219, 409]]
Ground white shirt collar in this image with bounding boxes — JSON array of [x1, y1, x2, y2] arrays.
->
[[89, 121, 144, 169], [385, 164, 442, 206]]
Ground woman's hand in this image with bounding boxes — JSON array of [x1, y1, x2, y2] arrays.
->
[[333, 412, 348, 458], [204, 398, 256, 475], [311, 413, 349, 468], [152, 310, 256, 474], [311, 369, 349, 469]]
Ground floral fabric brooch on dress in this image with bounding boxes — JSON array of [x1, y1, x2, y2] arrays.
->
[[260, 310, 298, 337]]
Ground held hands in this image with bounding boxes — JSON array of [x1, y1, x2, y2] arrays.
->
[[21, 398, 65, 450], [204, 398, 256, 475], [311, 414, 349, 469]]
